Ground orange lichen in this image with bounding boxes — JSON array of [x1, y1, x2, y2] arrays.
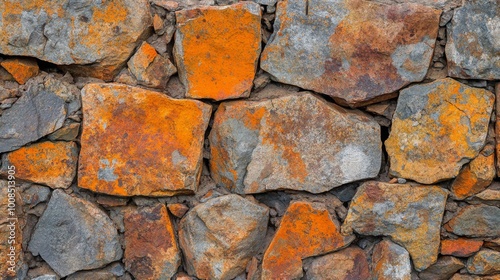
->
[[441, 238, 483, 257], [0, 58, 39, 85]]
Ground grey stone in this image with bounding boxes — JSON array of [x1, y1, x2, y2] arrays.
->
[[445, 205, 500, 237], [369, 0, 462, 10], [32, 276, 58, 280], [467, 249, 500, 275], [372, 239, 412, 280], [28, 190, 122, 277], [419, 256, 465, 280], [22, 184, 51, 208]]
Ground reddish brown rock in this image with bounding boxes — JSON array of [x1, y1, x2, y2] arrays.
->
[[445, 205, 500, 237], [451, 148, 495, 200], [0, 180, 23, 279], [386, 78, 494, 184], [0, 57, 39, 84], [419, 256, 465, 280], [78, 83, 212, 197], [467, 249, 500, 275], [1, 141, 78, 189], [372, 239, 412, 280], [124, 204, 181, 280], [304, 246, 370, 280], [262, 201, 355, 279], [261, 0, 441, 107], [167, 203, 189, 218], [441, 238, 484, 257], [174, 2, 261, 100]]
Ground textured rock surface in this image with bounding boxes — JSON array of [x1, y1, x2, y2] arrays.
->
[[261, 0, 440, 107], [1, 141, 78, 189], [0, 0, 152, 80], [371, 0, 461, 10], [451, 150, 496, 200], [124, 204, 181, 280], [372, 239, 412, 280], [179, 195, 268, 280], [386, 78, 494, 184], [419, 256, 465, 280], [78, 83, 211, 196], [441, 238, 484, 257], [304, 246, 370, 280], [262, 201, 355, 279], [29, 190, 122, 277], [210, 92, 381, 194], [342, 181, 448, 271], [0, 180, 23, 279], [174, 2, 261, 100], [446, 0, 500, 80], [467, 249, 500, 275], [445, 205, 500, 237], [0, 57, 39, 84]]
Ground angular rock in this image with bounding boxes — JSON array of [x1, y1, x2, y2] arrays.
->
[[467, 249, 500, 275], [386, 78, 494, 184], [451, 149, 495, 200], [342, 181, 448, 271], [47, 123, 81, 141], [179, 194, 268, 280], [372, 239, 412, 280], [1, 141, 78, 189], [476, 187, 500, 201], [0, 57, 39, 84], [124, 204, 181, 280], [174, 2, 261, 100], [451, 274, 500, 280], [167, 203, 189, 218], [78, 83, 211, 196], [261, 0, 440, 107], [210, 92, 381, 194], [0, 180, 23, 279], [304, 246, 370, 280], [441, 238, 484, 257], [262, 201, 355, 279], [22, 184, 51, 207], [446, 0, 500, 80], [419, 256, 465, 280], [0, 0, 152, 80], [445, 205, 500, 237], [29, 190, 122, 277], [0, 74, 79, 153], [370, 0, 461, 10], [127, 42, 177, 89]]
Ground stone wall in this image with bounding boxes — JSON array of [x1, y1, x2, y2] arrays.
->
[[0, 0, 499, 279]]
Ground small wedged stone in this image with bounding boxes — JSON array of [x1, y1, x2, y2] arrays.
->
[[418, 256, 465, 280], [0, 57, 39, 84], [445, 205, 500, 237], [371, 239, 412, 280], [451, 149, 495, 200]]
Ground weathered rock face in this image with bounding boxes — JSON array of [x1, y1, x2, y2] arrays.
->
[[78, 83, 212, 197], [451, 149, 496, 200], [1, 141, 78, 189], [262, 201, 355, 279], [370, 0, 461, 10], [386, 78, 494, 184], [124, 204, 181, 280], [445, 205, 500, 237], [29, 190, 122, 277], [0, 0, 152, 80], [210, 92, 381, 194], [342, 181, 448, 271], [0, 74, 80, 153], [467, 249, 500, 275], [179, 194, 268, 280], [419, 256, 465, 280], [0, 180, 23, 279], [441, 238, 484, 258], [0, 57, 39, 84], [446, 0, 500, 80], [174, 2, 261, 101], [261, 0, 441, 107], [304, 246, 370, 280], [372, 239, 412, 280]]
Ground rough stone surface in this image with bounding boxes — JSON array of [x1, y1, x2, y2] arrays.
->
[[446, 0, 500, 80], [369, 0, 461, 10], [0, 74, 79, 153], [451, 150, 496, 200], [445, 205, 500, 237], [386, 78, 494, 184], [124, 204, 181, 280], [261, 0, 441, 107], [441, 238, 484, 257], [467, 249, 500, 275], [342, 181, 448, 271], [262, 201, 355, 279], [78, 83, 212, 197], [210, 92, 381, 194], [419, 256, 465, 280], [174, 2, 261, 100], [304, 246, 370, 280], [1, 141, 78, 189], [0, 57, 39, 84], [167, 203, 189, 218], [0, 0, 152, 80], [179, 194, 269, 280], [0, 180, 23, 279], [372, 239, 412, 280], [29, 190, 122, 277]]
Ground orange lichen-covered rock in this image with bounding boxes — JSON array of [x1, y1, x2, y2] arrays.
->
[[174, 2, 261, 101], [441, 238, 484, 257], [210, 91, 381, 194], [261, 0, 441, 107], [0, 0, 152, 80], [342, 181, 448, 271], [0, 180, 23, 279], [124, 204, 181, 280], [262, 201, 355, 279], [78, 83, 212, 196], [386, 78, 494, 184], [1, 141, 78, 189], [0, 57, 39, 84], [167, 203, 189, 218]]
